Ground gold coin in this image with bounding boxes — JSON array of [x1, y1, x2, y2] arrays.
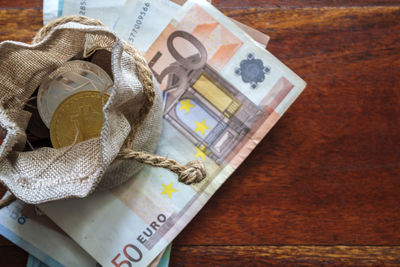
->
[[50, 91, 109, 149]]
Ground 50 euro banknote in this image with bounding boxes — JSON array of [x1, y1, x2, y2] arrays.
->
[[40, 0, 306, 266]]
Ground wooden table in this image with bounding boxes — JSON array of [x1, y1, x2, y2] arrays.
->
[[1, 0, 400, 266]]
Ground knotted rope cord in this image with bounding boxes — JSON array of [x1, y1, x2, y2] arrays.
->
[[0, 15, 207, 208], [119, 149, 206, 185]]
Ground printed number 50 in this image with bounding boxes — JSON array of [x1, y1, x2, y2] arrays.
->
[[111, 244, 143, 267]]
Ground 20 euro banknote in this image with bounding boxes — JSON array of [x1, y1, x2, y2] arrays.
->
[[40, 0, 306, 266]]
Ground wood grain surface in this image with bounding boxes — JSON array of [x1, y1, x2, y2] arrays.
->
[[0, 0, 400, 266]]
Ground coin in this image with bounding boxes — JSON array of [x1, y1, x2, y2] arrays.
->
[[49, 91, 109, 149], [37, 60, 113, 128]]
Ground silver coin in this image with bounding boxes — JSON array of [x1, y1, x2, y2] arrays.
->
[[37, 60, 113, 128]]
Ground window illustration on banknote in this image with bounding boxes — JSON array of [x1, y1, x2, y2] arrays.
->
[[149, 30, 265, 163], [146, 4, 292, 164]]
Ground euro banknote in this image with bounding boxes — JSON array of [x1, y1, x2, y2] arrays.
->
[[0, 194, 168, 267], [46, 0, 269, 48], [39, 0, 306, 266], [26, 244, 172, 267], [0, 194, 97, 267]]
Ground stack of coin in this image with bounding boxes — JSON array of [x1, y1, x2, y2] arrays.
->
[[25, 56, 114, 149]]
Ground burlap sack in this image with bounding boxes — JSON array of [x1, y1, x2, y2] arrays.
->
[[0, 17, 164, 204]]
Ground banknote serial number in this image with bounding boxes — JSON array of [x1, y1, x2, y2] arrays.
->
[[111, 214, 167, 266], [78, 0, 87, 15], [128, 2, 150, 43]]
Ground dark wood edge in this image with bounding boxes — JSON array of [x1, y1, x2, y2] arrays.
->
[[171, 245, 400, 265]]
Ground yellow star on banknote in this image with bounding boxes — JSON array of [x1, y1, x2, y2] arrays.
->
[[179, 99, 195, 114], [194, 119, 210, 136], [194, 146, 206, 161], [161, 182, 178, 199]]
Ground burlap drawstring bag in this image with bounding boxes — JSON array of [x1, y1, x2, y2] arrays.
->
[[0, 16, 206, 206]]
